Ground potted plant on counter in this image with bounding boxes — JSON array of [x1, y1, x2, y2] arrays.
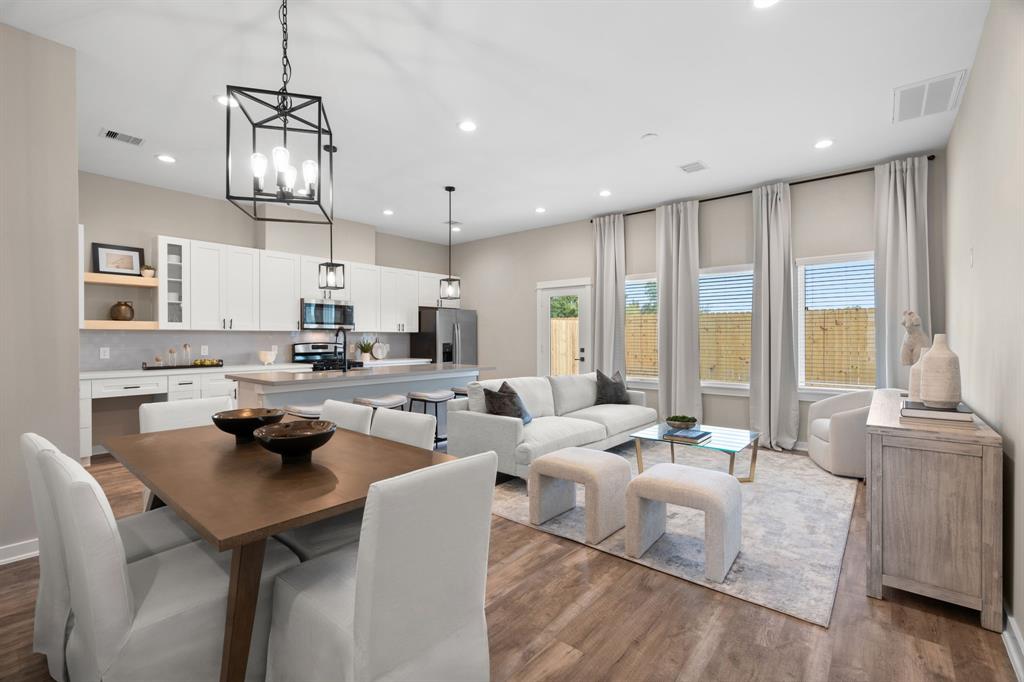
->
[[355, 338, 375, 362]]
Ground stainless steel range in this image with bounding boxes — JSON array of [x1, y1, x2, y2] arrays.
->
[[291, 343, 363, 372]]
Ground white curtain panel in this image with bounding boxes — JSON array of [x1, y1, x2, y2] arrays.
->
[[655, 200, 702, 420], [593, 213, 626, 376], [874, 155, 931, 389], [750, 182, 800, 450]]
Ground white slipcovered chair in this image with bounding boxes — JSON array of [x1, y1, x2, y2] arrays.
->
[[369, 408, 436, 450], [37, 441, 299, 681], [806, 390, 875, 478], [21, 433, 201, 681], [266, 451, 498, 682], [276, 406, 436, 561], [321, 399, 373, 434]]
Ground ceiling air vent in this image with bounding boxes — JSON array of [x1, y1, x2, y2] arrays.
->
[[893, 70, 966, 123], [99, 128, 145, 146], [679, 161, 708, 174]]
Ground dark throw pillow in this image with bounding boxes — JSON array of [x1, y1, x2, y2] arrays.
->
[[595, 369, 630, 405], [483, 381, 533, 424]]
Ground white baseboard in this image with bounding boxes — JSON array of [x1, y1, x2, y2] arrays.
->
[[0, 537, 39, 566], [793, 440, 808, 453], [1003, 606, 1024, 681]]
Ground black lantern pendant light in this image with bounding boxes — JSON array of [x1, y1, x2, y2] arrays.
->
[[318, 222, 344, 293], [439, 186, 461, 301], [224, 0, 336, 225]]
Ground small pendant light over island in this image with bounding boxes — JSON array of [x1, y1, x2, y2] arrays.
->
[[440, 186, 461, 301]]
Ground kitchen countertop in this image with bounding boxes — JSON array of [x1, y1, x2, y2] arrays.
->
[[227, 363, 489, 386], [80, 363, 310, 381]]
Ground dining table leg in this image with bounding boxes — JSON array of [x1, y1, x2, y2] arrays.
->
[[220, 538, 266, 682]]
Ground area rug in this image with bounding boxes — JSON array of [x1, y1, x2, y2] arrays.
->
[[490, 441, 857, 626]]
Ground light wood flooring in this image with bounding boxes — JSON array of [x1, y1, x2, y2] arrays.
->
[[0, 455, 1015, 681]]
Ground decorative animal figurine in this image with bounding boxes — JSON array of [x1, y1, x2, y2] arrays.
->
[[900, 310, 929, 365]]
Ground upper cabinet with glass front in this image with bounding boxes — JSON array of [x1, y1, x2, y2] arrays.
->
[[157, 236, 190, 329]]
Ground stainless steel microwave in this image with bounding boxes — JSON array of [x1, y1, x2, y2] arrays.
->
[[300, 299, 354, 330]]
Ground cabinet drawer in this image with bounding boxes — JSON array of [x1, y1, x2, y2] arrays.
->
[[168, 388, 202, 401], [168, 374, 201, 391], [92, 376, 168, 398]]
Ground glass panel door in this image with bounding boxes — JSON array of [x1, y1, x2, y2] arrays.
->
[[537, 284, 592, 376]]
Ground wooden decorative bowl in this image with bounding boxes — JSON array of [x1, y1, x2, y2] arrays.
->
[[666, 419, 698, 430], [254, 420, 336, 463], [212, 408, 286, 444]]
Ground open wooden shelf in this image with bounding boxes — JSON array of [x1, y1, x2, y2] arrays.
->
[[83, 320, 160, 331], [84, 272, 158, 288]]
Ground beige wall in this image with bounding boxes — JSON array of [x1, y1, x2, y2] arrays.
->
[[455, 165, 940, 443], [0, 25, 79, 555], [944, 0, 1024, 627], [257, 203, 376, 264], [375, 232, 450, 274]]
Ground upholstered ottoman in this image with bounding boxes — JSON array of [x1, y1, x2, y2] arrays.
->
[[626, 463, 742, 582], [528, 447, 631, 544]]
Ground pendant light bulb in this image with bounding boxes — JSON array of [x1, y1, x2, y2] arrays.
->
[[271, 146, 290, 173], [250, 153, 267, 192], [283, 165, 297, 191], [302, 160, 318, 186]]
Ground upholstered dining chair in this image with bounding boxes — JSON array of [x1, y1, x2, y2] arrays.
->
[[368, 408, 436, 450], [20, 434, 202, 680], [266, 451, 498, 682], [138, 396, 234, 508], [275, 403, 433, 561], [37, 442, 300, 682], [320, 399, 373, 434]]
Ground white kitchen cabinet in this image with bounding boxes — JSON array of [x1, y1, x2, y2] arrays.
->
[[260, 250, 301, 330], [380, 267, 419, 333], [418, 271, 461, 308], [189, 241, 260, 330], [200, 373, 238, 401], [167, 374, 202, 400], [300, 255, 351, 303], [349, 263, 381, 333], [158, 235, 191, 329]]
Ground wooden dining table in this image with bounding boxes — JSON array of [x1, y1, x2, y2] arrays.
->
[[104, 420, 455, 682]]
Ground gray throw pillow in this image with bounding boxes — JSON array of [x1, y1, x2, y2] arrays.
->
[[595, 369, 630, 405], [483, 381, 533, 424]]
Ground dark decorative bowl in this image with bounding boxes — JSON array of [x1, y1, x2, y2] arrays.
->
[[253, 420, 336, 463], [212, 408, 286, 444]]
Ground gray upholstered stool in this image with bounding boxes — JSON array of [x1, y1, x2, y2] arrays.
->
[[353, 394, 407, 411], [626, 463, 742, 583], [528, 447, 631, 544], [408, 389, 455, 443], [285, 404, 322, 419]]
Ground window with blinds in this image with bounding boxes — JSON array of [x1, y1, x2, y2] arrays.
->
[[699, 270, 753, 383], [625, 278, 658, 379], [800, 257, 875, 388]]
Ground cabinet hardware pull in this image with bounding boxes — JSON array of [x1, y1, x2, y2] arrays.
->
[[123, 385, 141, 390], [230, 318, 233, 329], [179, 381, 193, 385]]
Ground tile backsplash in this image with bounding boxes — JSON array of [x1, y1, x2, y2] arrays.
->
[[80, 330, 412, 371]]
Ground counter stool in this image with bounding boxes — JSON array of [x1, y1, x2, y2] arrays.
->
[[285, 403, 322, 419], [407, 389, 456, 443], [353, 394, 407, 411]]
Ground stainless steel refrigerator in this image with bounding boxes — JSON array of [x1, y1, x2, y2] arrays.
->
[[410, 307, 478, 364]]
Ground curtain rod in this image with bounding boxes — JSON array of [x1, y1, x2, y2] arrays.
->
[[592, 154, 936, 221]]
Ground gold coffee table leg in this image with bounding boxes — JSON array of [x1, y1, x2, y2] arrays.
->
[[736, 440, 759, 483], [728, 452, 736, 476], [634, 439, 644, 473], [670, 442, 675, 464]]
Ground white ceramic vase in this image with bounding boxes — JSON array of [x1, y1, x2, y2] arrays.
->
[[919, 334, 961, 408], [908, 345, 930, 401]]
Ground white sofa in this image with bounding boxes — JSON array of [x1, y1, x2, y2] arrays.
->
[[807, 389, 875, 478], [447, 373, 659, 477]]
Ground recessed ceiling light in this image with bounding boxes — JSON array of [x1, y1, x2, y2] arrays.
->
[[382, 209, 394, 216], [640, 132, 659, 141], [155, 154, 176, 164], [451, 226, 462, 232], [458, 120, 477, 132], [814, 138, 834, 149], [599, 189, 612, 197], [753, 0, 780, 8], [216, 94, 239, 108], [535, 207, 547, 214]]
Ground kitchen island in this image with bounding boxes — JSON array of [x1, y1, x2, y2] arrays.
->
[[228, 363, 488, 420]]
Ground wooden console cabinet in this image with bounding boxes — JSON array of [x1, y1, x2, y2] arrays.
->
[[866, 389, 1003, 631]]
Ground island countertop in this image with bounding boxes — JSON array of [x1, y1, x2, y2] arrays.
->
[[226, 363, 490, 387]]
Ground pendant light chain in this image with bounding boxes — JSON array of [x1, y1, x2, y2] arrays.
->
[[448, 188, 453, 277], [278, 0, 291, 107]]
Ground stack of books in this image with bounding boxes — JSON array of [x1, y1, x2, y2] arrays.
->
[[664, 427, 712, 444], [899, 400, 977, 430]]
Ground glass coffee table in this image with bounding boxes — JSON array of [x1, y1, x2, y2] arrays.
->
[[629, 423, 761, 482]]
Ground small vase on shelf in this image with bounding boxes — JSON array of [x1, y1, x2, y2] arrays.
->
[[919, 334, 961, 408], [908, 345, 930, 401]]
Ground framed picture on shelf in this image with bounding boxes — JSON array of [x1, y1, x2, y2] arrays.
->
[[92, 243, 145, 276]]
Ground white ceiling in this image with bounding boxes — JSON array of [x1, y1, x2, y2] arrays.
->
[[0, 1, 988, 244]]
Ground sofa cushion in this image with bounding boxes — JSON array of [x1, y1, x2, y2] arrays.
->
[[548, 373, 598, 415], [468, 377, 555, 417], [513, 417, 607, 465], [565, 404, 658, 437], [810, 418, 831, 443], [596, 370, 630, 405]]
